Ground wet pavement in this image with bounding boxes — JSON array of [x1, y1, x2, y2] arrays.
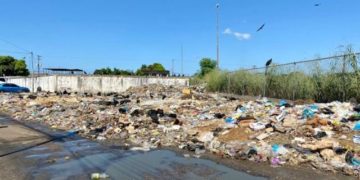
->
[[0, 115, 265, 180]]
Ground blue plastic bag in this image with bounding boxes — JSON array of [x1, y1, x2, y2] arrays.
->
[[354, 122, 360, 131], [352, 157, 360, 166], [279, 100, 287, 107], [302, 108, 315, 119], [225, 117, 235, 124], [272, 144, 280, 153], [309, 104, 318, 111]]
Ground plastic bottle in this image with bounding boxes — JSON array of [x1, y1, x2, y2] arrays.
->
[[91, 173, 110, 180]]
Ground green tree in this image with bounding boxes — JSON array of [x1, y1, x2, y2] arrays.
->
[[94, 67, 133, 76], [93, 69, 103, 75], [149, 63, 165, 72], [113, 68, 133, 75], [199, 58, 217, 76], [94, 63, 167, 76], [136, 65, 147, 76], [14, 60, 30, 76], [0, 56, 16, 76], [94, 67, 112, 75], [136, 63, 167, 76], [0, 56, 29, 76]]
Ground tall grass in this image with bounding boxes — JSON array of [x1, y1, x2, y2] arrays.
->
[[197, 49, 360, 102]]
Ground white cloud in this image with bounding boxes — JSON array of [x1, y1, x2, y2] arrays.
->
[[223, 28, 251, 40], [234, 32, 251, 40], [223, 28, 232, 34]]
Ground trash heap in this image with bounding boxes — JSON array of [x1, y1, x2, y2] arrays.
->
[[1, 84, 360, 176]]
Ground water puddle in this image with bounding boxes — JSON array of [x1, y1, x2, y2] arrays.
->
[[105, 150, 265, 180], [29, 144, 265, 180], [1, 116, 265, 180]]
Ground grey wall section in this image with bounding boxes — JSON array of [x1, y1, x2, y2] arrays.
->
[[6, 75, 189, 93]]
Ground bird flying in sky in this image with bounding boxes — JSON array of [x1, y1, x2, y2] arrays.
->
[[257, 23, 266, 32], [314, 3, 321, 6]]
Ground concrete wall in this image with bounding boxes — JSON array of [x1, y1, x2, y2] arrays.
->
[[6, 75, 189, 93]]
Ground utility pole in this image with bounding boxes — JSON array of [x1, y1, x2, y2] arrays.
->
[[181, 45, 184, 76], [171, 59, 175, 76], [37, 55, 41, 76], [30, 52, 34, 92], [216, 1, 220, 69]]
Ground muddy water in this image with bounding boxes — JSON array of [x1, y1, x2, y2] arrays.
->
[[0, 115, 263, 179], [25, 138, 265, 180]]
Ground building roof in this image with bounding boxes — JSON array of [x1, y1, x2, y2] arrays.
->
[[44, 68, 84, 72]]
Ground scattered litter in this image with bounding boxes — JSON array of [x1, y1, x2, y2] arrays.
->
[[276, 111, 286, 122], [0, 84, 359, 176], [256, 133, 269, 141], [353, 122, 360, 131], [225, 117, 235, 124], [271, 157, 282, 166], [183, 154, 190, 158], [249, 122, 266, 131], [353, 135, 360, 144], [130, 147, 151, 152], [314, 131, 327, 139], [272, 144, 288, 155], [303, 108, 315, 119], [46, 159, 56, 164], [91, 173, 110, 180]]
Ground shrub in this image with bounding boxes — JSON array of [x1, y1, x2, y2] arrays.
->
[[201, 50, 360, 102]]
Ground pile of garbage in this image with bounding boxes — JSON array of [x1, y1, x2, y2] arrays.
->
[[1, 84, 360, 176]]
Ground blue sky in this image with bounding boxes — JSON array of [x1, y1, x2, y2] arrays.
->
[[0, 0, 359, 75]]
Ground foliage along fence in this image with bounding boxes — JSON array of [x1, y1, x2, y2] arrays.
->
[[202, 51, 360, 102]]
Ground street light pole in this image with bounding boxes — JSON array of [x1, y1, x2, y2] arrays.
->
[[216, 1, 220, 69], [30, 52, 34, 92], [171, 59, 175, 76], [181, 45, 184, 76], [37, 55, 41, 76]]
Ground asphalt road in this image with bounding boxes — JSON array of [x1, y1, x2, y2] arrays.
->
[[0, 115, 264, 180]]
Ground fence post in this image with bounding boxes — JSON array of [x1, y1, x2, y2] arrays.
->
[[292, 63, 296, 101], [263, 68, 267, 97], [227, 73, 231, 94], [342, 55, 346, 101], [358, 54, 360, 100]]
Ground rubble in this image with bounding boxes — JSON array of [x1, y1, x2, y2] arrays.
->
[[301, 139, 339, 151], [1, 84, 360, 176]]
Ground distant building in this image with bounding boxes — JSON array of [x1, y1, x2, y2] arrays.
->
[[44, 68, 87, 75]]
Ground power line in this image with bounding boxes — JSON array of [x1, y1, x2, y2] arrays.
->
[[0, 38, 30, 53], [0, 50, 30, 55], [0, 38, 37, 76]]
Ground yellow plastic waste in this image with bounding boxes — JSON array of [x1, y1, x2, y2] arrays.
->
[[182, 88, 191, 96], [332, 120, 340, 126], [232, 113, 241, 119]]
